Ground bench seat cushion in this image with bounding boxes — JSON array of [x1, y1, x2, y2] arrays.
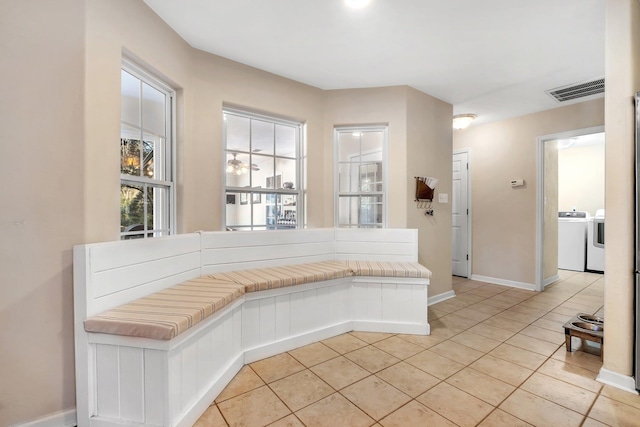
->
[[346, 260, 432, 279], [84, 278, 244, 340], [208, 261, 354, 293]]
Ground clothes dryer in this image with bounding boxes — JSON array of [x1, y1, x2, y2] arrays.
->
[[558, 211, 589, 272]]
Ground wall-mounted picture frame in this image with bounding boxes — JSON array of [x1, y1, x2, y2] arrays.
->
[[226, 194, 236, 205], [240, 193, 248, 205]]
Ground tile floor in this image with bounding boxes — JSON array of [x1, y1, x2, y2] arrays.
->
[[196, 270, 640, 426]]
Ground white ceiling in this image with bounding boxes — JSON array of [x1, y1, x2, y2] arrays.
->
[[143, 0, 605, 127]]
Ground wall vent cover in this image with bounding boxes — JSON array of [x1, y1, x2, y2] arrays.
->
[[545, 78, 605, 102]]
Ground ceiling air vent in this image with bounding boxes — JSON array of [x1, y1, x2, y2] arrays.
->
[[546, 78, 605, 103]]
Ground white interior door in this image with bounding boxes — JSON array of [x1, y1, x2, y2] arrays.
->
[[452, 151, 469, 277]]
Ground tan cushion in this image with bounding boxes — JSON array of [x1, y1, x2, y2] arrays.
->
[[346, 260, 431, 279], [208, 261, 354, 293], [84, 278, 244, 340]]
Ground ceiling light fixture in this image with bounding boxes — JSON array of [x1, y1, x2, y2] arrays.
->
[[452, 114, 477, 130], [345, 0, 371, 9]]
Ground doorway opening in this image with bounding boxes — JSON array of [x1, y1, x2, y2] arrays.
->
[[536, 126, 605, 292]]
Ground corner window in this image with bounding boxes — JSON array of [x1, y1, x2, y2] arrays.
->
[[223, 109, 303, 230], [335, 126, 387, 228], [120, 60, 175, 239]]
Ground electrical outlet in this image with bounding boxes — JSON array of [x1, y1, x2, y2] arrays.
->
[[438, 193, 448, 203]]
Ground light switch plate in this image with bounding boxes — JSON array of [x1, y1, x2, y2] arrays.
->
[[438, 193, 448, 203]]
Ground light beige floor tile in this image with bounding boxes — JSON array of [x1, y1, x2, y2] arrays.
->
[[466, 302, 506, 315], [508, 305, 548, 317], [429, 307, 448, 319], [520, 372, 597, 415], [341, 376, 411, 421], [542, 311, 573, 323], [537, 358, 602, 393], [194, 404, 227, 427], [405, 349, 465, 380], [379, 400, 458, 427], [455, 307, 494, 322], [215, 365, 265, 403], [489, 343, 547, 370], [455, 293, 487, 305], [373, 336, 424, 359], [437, 313, 479, 330], [481, 315, 530, 333], [296, 393, 374, 427], [497, 310, 543, 324], [267, 414, 305, 427], [270, 370, 334, 412], [589, 395, 640, 427], [518, 299, 558, 311], [288, 342, 339, 368], [428, 320, 464, 339], [551, 345, 603, 373], [218, 386, 290, 427], [519, 325, 566, 344], [349, 331, 394, 344], [417, 382, 494, 427], [601, 385, 640, 411], [321, 333, 368, 354], [429, 340, 485, 365], [478, 409, 533, 426], [250, 353, 305, 384], [553, 305, 584, 317], [467, 323, 517, 341], [581, 418, 609, 427], [309, 356, 370, 390], [482, 297, 520, 309], [376, 361, 440, 397], [505, 333, 561, 357], [470, 354, 534, 387], [446, 367, 515, 406], [449, 330, 503, 353], [499, 389, 583, 427], [396, 333, 445, 349], [344, 345, 400, 373], [531, 317, 565, 332]]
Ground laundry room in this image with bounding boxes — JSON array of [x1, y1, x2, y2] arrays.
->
[[555, 132, 605, 274]]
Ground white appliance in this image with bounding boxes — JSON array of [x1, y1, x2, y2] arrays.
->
[[587, 209, 605, 272], [558, 211, 589, 271]]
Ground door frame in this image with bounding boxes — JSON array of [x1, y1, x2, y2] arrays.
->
[[535, 125, 604, 292], [453, 148, 472, 279]]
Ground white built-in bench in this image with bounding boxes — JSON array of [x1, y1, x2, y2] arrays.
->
[[73, 228, 430, 427]]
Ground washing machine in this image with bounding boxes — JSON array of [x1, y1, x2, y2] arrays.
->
[[558, 211, 589, 271], [587, 209, 605, 272]]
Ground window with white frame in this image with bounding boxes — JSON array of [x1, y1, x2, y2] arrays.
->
[[335, 126, 387, 228], [223, 109, 303, 230], [120, 60, 175, 239]]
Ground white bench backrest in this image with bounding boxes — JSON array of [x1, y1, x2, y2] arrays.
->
[[74, 228, 419, 318], [200, 228, 336, 274], [335, 228, 418, 262]]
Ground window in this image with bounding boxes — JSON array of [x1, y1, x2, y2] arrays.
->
[[120, 60, 175, 239], [335, 126, 387, 228], [223, 109, 303, 230]]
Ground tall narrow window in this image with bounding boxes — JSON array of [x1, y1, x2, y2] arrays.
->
[[120, 60, 174, 239], [223, 109, 303, 230], [335, 126, 387, 228]]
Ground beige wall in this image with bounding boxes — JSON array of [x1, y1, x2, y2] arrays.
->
[[406, 87, 454, 297], [558, 140, 605, 216], [2, 1, 454, 424], [453, 98, 604, 285], [602, 0, 640, 378], [0, 1, 85, 425]]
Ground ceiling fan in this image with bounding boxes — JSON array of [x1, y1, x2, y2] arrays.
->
[[226, 153, 259, 175]]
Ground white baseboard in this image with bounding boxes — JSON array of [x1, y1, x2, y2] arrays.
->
[[12, 409, 77, 427], [544, 274, 560, 287], [470, 275, 536, 291], [428, 290, 456, 306], [597, 367, 639, 394]]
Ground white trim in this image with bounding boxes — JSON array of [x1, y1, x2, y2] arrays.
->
[[535, 125, 605, 291], [597, 367, 639, 395], [428, 290, 456, 305], [543, 274, 560, 287], [12, 409, 77, 427], [470, 274, 536, 291], [453, 148, 472, 278]]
